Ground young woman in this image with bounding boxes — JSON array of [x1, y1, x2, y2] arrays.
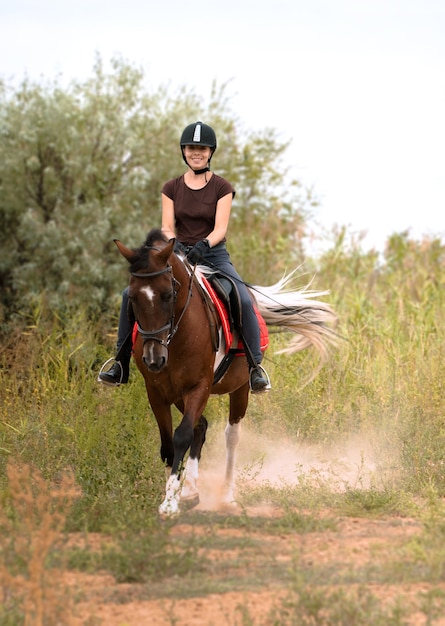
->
[[98, 122, 269, 393]]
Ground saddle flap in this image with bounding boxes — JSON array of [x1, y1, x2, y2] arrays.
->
[[201, 274, 269, 358], [208, 274, 242, 328]]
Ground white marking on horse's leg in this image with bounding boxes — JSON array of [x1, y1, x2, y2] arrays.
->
[[181, 457, 199, 502], [181, 457, 198, 499], [223, 422, 241, 504], [159, 474, 182, 518]]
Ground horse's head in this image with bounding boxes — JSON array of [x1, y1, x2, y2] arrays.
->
[[115, 229, 178, 373]]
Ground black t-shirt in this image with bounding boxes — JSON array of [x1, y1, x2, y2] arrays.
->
[[162, 174, 235, 245]]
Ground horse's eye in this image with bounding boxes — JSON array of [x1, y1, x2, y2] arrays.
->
[[161, 291, 173, 303]]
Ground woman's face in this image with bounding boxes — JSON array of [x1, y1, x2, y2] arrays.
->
[[183, 145, 212, 169]]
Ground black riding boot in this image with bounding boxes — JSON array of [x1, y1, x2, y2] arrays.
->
[[98, 287, 134, 387], [98, 337, 132, 387], [98, 355, 130, 386], [249, 365, 270, 394]]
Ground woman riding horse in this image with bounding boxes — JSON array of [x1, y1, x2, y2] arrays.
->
[[99, 122, 269, 393], [111, 229, 337, 517]]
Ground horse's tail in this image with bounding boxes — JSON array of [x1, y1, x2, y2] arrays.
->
[[251, 268, 339, 363]]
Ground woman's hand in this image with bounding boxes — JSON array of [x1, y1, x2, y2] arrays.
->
[[187, 239, 210, 264]]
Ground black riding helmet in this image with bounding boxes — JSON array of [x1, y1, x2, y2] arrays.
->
[[180, 121, 217, 174]]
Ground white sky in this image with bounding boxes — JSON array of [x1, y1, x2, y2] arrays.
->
[[1, 0, 444, 252]]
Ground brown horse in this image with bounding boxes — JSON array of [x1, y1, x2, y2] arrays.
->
[[114, 229, 337, 517]]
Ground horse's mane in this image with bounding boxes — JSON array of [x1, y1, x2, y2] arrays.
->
[[128, 228, 169, 273], [144, 228, 168, 249]]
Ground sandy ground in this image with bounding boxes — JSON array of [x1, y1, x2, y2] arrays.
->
[[59, 427, 445, 625]]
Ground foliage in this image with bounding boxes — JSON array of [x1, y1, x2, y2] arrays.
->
[[0, 56, 309, 326]]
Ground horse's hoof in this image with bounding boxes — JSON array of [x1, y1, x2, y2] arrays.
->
[[180, 494, 200, 512], [221, 489, 236, 506], [221, 498, 238, 510], [159, 508, 180, 520], [158, 499, 180, 519]]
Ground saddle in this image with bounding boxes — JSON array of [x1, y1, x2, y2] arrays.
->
[[202, 273, 269, 384]]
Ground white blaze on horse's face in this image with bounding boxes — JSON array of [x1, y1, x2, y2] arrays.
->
[[134, 281, 171, 373], [140, 285, 155, 303]]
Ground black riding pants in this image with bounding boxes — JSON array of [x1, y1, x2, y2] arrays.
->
[[198, 243, 263, 365]]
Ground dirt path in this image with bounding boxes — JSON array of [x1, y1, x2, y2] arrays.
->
[[65, 511, 445, 626], [63, 432, 445, 625]]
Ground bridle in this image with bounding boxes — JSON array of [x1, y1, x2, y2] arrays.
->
[[130, 260, 194, 348]]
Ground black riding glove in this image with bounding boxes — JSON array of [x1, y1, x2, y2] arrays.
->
[[187, 239, 210, 265], [174, 240, 186, 255]]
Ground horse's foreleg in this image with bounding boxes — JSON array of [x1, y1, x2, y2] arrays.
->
[[159, 425, 193, 517], [181, 415, 208, 508], [159, 395, 209, 518], [145, 391, 178, 515]]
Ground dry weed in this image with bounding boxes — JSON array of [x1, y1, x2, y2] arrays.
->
[[0, 460, 80, 626]]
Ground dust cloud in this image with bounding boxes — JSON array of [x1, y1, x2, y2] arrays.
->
[[195, 423, 392, 513]]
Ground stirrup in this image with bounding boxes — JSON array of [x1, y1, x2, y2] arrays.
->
[[97, 357, 125, 386], [249, 364, 271, 393]]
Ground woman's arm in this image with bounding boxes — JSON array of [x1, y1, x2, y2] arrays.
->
[[161, 193, 176, 240], [205, 192, 232, 248]]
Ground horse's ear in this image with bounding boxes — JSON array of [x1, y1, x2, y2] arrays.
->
[[114, 239, 134, 261], [156, 238, 176, 264]]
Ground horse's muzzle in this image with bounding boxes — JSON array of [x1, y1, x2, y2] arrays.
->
[[142, 342, 168, 373]]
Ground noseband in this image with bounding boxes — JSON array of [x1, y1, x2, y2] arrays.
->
[[130, 261, 193, 348]]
